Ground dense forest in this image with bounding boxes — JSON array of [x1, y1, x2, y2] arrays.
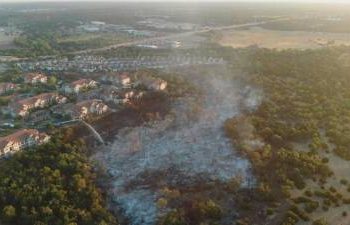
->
[[0, 129, 117, 225], [224, 47, 350, 225], [144, 46, 350, 225]]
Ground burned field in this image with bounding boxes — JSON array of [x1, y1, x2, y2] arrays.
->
[[90, 65, 257, 225]]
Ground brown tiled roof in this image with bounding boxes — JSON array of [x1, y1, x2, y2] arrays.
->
[[71, 79, 95, 86], [10, 92, 61, 112], [16, 93, 56, 105], [35, 92, 58, 101], [105, 73, 130, 80], [24, 73, 46, 80], [76, 99, 102, 108], [0, 129, 40, 148], [16, 97, 38, 107], [119, 72, 130, 79], [0, 82, 16, 90]]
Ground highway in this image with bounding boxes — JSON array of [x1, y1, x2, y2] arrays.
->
[[0, 17, 289, 62], [71, 18, 288, 55]]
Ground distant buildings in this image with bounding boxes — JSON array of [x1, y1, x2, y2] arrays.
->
[[101, 73, 131, 86], [0, 129, 50, 157], [82, 25, 100, 32], [52, 99, 109, 119], [0, 67, 172, 159], [63, 79, 98, 94], [24, 73, 47, 84], [6, 92, 67, 117], [139, 76, 167, 91], [91, 21, 106, 26], [73, 99, 109, 119], [16, 55, 226, 73], [106, 88, 135, 104], [27, 109, 51, 124], [138, 18, 198, 31], [77, 85, 138, 105]]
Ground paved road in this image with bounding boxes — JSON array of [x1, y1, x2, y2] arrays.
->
[[72, 18, 288, 55], [0, 17, 289, 62]]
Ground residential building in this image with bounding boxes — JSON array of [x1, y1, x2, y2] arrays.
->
[[99, 86, 135, 104], [51, 103, 75, 118], [0, 129, 50, 157], [73, 99, 109, 119], [77, 89, 100, 102], [7, 92, 67, 117], [27, 109, 51, 124], [63, 79, 98, 94], [139, 76, 167, 91], [77, 85, 137, 105], [101, 73, 131, 86], [24, 73, 48, 84]]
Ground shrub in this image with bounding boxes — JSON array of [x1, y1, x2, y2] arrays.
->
[[266, 208, 274, 216], [290, 205, 310, 221], [157, 198, 168, 208], [312, 218, 329, 225], [293, 196, 312, 204], [304, 201, 319, 213], [323, 199, 331, 206], [286, 211, 299, 222], [340, 179, 348, 185], [329, 186, 336, 193], [304, 190, 313, 197], [321, 157, 329, 163]]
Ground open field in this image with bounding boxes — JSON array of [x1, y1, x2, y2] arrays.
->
[[0, 64, 8, 73], [57, 33, 104, 43], [290, 134, 350, 225], [57, 33, 131, 44], [291, 151, 350, 225], [0, 32, 16, 49], [217, 26, 350, 49]]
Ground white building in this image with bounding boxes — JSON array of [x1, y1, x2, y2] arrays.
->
[[0, 129, 50, 157], [63, 79, 98, 94], [73, 99, 109, 119]]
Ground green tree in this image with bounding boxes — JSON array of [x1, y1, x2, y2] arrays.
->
[[2, 205, 16, 220]]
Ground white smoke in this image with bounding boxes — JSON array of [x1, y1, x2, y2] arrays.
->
[[92, 66, 260, 225]]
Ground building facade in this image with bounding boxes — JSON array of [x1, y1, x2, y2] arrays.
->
[[0, 129, 50, 157], [63, 79, 98, 94]]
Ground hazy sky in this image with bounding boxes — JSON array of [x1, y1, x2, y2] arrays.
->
[[0, 0, 349, 2]]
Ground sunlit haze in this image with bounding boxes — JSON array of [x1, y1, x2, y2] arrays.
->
[[0, 1, 350, 225], [0, 0, 350, 3]]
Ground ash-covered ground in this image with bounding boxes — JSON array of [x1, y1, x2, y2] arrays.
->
[[92, 66, 261, 225]]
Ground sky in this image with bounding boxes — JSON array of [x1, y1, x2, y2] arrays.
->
[[0, 0, 350, 2]]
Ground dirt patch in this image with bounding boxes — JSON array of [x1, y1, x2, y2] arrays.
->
[[289, 133, 350, 225], [217, 27, 350, 50], [0, 32, 16, 49], [93, 92, 171, 141], [61, 92, 171, 148]]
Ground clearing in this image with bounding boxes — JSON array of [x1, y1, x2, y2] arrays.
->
[[0, 31, 16, 49], [92, 65, 255, 225], [216, 26, 350, 49]]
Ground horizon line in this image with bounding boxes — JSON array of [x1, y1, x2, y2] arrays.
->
[[1, 0, 350, 4]]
